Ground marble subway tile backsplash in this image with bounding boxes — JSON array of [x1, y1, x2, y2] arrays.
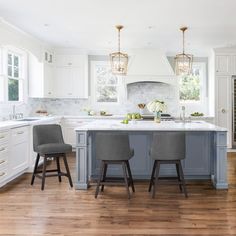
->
[[28, 83, 179, 116], [0, 83, 179, 119]]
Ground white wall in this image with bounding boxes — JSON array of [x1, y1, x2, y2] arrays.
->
[[0, 19, 52, 120], [0, 19, 50, 60]]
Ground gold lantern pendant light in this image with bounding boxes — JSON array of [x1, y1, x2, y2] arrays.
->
[[110, 25, 128, 75], [175, 27, 193, 76]]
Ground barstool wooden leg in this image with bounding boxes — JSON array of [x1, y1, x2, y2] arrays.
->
[[95, 161, 105, 198], [152, 161, 160, 198], [41, 156, 47, 191], [101, 163, 107, 192], [126, 161, 135, 193], [178, 160, 188, 198], [149, 160, 157, 192], [122, 162, 130, 199], [62, 154, 73, 187], [56, 157, 62, 182], [176, 163, 182, 192], [31, 153, 40, 185]]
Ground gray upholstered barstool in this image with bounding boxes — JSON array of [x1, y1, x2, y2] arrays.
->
[[148, 132, 188, 198], [95, 133, 135, 199], [31, 124, 73, 190]]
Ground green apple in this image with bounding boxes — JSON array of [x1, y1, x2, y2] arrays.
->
[[131, 114, 136, 120], [122, 119, 129, 124], [136, 113, 141, 119], [127, 113, 132, 120]]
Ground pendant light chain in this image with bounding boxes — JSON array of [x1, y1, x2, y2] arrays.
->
[[118, 27, 121, 64], [182, 29, 185, 54]]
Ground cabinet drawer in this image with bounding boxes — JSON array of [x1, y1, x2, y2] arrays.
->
[[11, 126, 29, 145], [0, 143, 9, 157], [0, 168, 7, 182], [0, 130, 10, 145], [0, 155, 8, 170]]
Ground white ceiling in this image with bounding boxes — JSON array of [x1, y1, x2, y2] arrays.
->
[[0, 0, 236, 56]]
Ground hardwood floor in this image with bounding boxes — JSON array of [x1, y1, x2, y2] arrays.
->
[[0, 154, 236, 235]]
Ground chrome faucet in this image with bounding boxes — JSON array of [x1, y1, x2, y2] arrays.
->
[[181, 106, 186, 122], [9, 105, 23, 120], [12, 105, 17, 120]]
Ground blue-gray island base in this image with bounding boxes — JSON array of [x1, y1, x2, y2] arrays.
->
[[75, 120, 228, 190]]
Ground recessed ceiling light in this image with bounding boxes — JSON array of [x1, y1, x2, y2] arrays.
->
[[148, 26, 154, 30]]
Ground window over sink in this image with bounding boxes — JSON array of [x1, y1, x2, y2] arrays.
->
[[0, 46, 27, 103], [178, 61, 208, 115], [179, 62, 206, 102]]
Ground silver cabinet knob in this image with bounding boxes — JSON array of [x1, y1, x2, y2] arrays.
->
[[221, 108, 226, 113]]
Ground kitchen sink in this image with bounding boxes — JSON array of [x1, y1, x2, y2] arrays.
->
[[174, 120, 202, 124], [16, 118, 40, 121]]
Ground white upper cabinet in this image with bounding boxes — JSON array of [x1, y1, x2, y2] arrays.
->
[[54, 54, 88, 98], [29, 52, 88, 99], [28, 53, 54, 98], [230, 55, 236, 75], [215, 55, 230, 75]]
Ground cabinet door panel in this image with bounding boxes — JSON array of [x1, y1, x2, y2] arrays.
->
[[216, 76, 231, 147], [184, 132, 210, 175], [43, 63, 54, 97], [10, 141, 29, 175], [54, 67, 71, 98], [64, 127, 76, 147], [216, 55, 230, 75]]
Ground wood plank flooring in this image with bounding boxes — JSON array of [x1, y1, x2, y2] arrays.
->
[[0, 153, 236, 235]]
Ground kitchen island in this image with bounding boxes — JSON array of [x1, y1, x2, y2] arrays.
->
[[75, 120, 228, 190]]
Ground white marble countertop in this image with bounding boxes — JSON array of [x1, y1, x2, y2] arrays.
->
[[0, 115, 217, 131], [62, 115, 125, 119], [75, 120, 227, 132], [0, 116, 60, 131]]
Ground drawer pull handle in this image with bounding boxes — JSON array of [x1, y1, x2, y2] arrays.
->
[[0, 147, 5, 152], [0, 136, 5, 139], [0, 160, 5, 165], [17, 131, 24, 135], [0, 172, 5, 177]]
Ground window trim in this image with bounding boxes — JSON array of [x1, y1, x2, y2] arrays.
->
[[0, 46, 28, 105], [90, 60, 125, 106]]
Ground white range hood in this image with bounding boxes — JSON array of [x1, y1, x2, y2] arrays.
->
[[126, 49, 176, 85]]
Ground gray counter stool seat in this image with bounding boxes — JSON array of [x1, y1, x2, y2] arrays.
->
[[31, 124, 73, 190], [148, 132, 188, 198], [95, 133, 135, 199]]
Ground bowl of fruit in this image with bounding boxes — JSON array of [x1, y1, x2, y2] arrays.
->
[[126, 113, 142, 120], [190, 112, 204, 117]]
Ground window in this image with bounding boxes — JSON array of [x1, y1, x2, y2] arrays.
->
[[0, 47, 27, 103], [91, 61, 123, 104], [179, 62, 206, 103]]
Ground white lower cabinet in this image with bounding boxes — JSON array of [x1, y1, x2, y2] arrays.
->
[[10, 126, 29, 175], [62, 118, 93, 148], [0, 126, 29, 187], [0, 130, 10, 187]]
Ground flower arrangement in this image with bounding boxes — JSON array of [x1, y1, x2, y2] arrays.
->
[[147, 100, 166, 113], [147, 100, 166, 123]]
